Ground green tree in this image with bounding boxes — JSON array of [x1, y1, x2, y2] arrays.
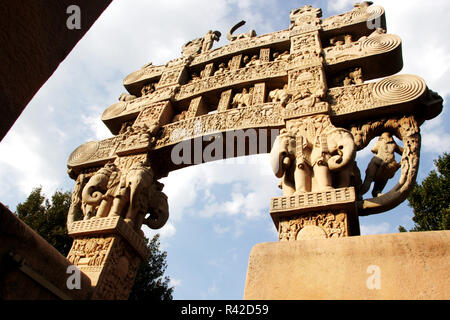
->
[[16, 187, 73, 255], [128, 234, 173, 300], [15, 187, 173, 300], [399, 153, 450, 232]]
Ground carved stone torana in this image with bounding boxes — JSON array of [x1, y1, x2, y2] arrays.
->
[[66, 2, 444, 299]]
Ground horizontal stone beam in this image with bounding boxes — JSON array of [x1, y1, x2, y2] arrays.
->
[[69, 74, 441, 173]]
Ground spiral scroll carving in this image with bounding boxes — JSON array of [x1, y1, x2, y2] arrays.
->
[[365, 5, 384, 20], [68, 141, 99, 167], [361, 34, 401, 55], [372, 74, 427, 104], [352, 5, 384, 21]]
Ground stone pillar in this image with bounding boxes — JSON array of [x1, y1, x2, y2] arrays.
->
[[259, 48, 271, 63], [67, 216, 149, 300], [252, 82, 266, 105], [217, 89, 233, 112], [271, 187, 360, 241], [229, 54, 243, 71], [186, 96, 208, 118], [201, 63, 215, 78]]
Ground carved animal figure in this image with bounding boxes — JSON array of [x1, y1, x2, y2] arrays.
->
[[81, 163, 120, 219], [108, 161, 169, 231], [79, 161, 169, 232], [270, 122, 357, 195], [268, 85, 291, 106], [118, 93, 137, 101]]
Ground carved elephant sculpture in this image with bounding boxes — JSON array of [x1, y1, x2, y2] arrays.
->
[[268, 86, 291, 106], [81, 163, 119, 220], [142, 181, 169, 230], [80, 161, 169, 232], [270, 127, 357, 195], [115, 161, 169, 231], [317, 128, 357, 189]]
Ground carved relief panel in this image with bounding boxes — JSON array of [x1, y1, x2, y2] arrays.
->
[[278, 211, 349, 241]]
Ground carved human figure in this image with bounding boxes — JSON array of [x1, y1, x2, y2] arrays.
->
[[243, 55, 261, 67], [214, 62, 228, 76], [133, 121, 161, 147], [172, 110, 187, 122], [360, 132, 404, 197], [141, 83, 156, 96], [202, 30, 221, 52], [232, 88, 253, 108], [350, 68, 364, 84], [182, 30, 220, 57], [190, 72, 201, 82], [67, 173, 85, 227]]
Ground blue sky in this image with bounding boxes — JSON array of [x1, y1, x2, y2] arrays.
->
[[1, 0, 449, 299]]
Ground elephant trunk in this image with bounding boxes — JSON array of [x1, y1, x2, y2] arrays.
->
[[270, 133, 295, 178], [144, 192, 169, 230], [82, 185, 104, 206], [328, 138, 356, 171]]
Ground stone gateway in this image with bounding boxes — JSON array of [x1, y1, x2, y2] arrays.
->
[[64, 2, 446, 299]]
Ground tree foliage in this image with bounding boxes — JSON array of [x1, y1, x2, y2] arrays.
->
[[128, 234, 173, 300], [16, 187, 73, 255], [15, 187, 173, 300], [400, 153, 450, 232]]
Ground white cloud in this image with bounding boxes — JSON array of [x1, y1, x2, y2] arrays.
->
[[213, 224, 231, 235], [421, 116, 450, 154], [327, 0, 354, 13], [143, 222, 176, 250], [81, 113, 114, 141], [161, 154, 278, 222]]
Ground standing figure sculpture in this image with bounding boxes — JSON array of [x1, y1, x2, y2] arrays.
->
[[202, 30, 221, 52], [182, 30, 221, 57], [360, 132, 403, 197]]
